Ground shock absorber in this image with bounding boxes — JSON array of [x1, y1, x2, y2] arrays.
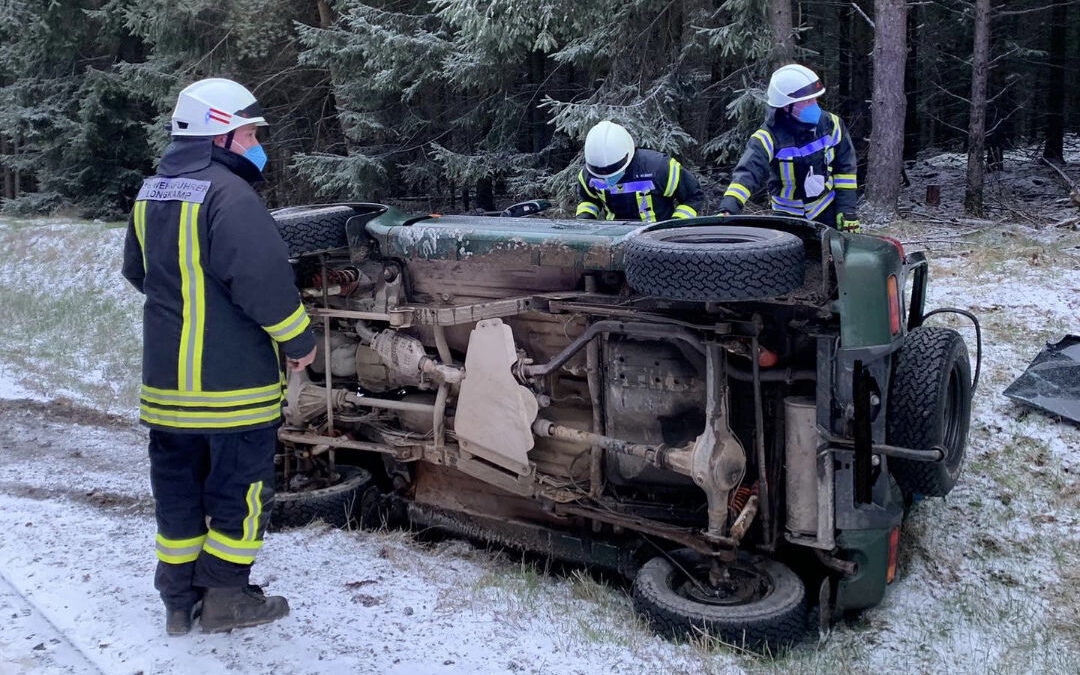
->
[[729, 482, 759, 516], [311, 267, 362, 297]]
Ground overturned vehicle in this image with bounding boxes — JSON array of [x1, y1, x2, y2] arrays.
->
[[269, 204, 979, 649]]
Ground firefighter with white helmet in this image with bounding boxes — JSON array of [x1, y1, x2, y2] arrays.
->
[[718, 64, 861, 232], [576, 121, 703, 222], [123, 78, 316, 635]]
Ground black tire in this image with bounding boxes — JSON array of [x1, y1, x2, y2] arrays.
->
[[624, 226, 805, 302], [632, 549, 807, 651], [886, 326, 972, 497], [271, 205, 354, 257], [270, 465, 372, 530]]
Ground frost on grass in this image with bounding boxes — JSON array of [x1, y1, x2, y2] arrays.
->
[[1, 207, 1078, 674], [0, 219, 142, 413]]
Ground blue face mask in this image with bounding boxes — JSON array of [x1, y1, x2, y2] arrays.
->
[[795, 102, 822, 125], [601, 170, 625, 188], [242, 143, 268, 171]]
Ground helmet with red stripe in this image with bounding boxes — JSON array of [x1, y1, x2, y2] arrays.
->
[[170, 78, 268, 137]]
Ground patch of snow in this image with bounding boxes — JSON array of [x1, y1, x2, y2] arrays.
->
[[0, 413, 709, 675], [0, 368, 43, 401], [1, 196, 1078, 673]]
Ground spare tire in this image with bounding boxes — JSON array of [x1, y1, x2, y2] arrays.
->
[[624, 226, 805, 301], [633, 549, 807, 650], [270, 465, 372, 530], [886, 326, 972, 497], [272, 205, 354, 257]]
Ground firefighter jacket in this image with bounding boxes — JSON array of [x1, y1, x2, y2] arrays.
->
[[122, 138, 316, 433], [575, 149, 704, 222], [718, 108, 858, 225]]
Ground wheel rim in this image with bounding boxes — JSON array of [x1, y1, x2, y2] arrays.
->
[[674, 559, 774, 607], [661, 233, 761, 246], [942, 365, 966, 469]]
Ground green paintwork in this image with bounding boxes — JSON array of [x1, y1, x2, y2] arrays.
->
[[830, 233, 904, 349], [365, 212, 647, 271], [833, 527, 895, 612]]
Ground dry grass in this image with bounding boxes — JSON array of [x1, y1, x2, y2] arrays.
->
[[0, 220, 142, 412], [2, 216, 1078, 673]]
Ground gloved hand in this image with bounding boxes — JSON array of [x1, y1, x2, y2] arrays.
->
[[837, 212, 861, 233]]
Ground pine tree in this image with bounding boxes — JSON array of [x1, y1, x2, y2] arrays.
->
[[0, 1, 159, 216], [115, 0, 338, 206]]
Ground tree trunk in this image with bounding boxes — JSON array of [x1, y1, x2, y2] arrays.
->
[[528, 49, 546, 154], [476, 177, 494, 212], [1, 136, 13, 200], [865, 0, 908, 216], [849, 0, 875, 178], [1043, 2, 1067, 162], [964, 0, 991, 217], [837, 2, 852, 120], [903, 2, 920, 162], [769, 0, 795, 66], [316, 0, 333, 28]]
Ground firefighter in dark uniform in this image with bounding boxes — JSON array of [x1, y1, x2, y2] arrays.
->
[[575, 120, 704, 222], [718, 64, 861, 232], [122, 78, 317, 635]]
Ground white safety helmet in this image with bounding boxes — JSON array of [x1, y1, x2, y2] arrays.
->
[[584, 121, 635, 178], [766, 64, 825, 108], [170, 78, 268, 137]]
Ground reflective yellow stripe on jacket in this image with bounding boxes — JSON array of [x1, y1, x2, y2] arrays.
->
[[834, 173, 858, 189], [636, 192, 656, 222], [139, 402, 283, 430], [140, 383, 283, 408], [724, 182, 752, 206], [663, 158, 681, 197], [752, 130, 775, 160], [133, 200, 148, 271], [263, 304, 310, 343], [672, 204, 697, 219], [577, 170, 599, 199], [576, 202, 600, 217], [177, 201, 205, 392]]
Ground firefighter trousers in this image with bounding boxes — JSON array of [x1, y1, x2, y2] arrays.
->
[[148, 426, 277, 611]]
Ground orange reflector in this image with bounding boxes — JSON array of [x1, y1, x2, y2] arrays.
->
[[887, 526, 900, 584], [887, 274, 900, 335], [758, 347, 779, 368]]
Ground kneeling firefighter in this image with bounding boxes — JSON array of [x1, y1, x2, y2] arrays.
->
[[575, 121, 704, 222], [718, 64, 861, 232], [122, 78, 317, 635]]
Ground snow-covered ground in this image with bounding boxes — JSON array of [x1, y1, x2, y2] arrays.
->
[[1, 180, 1079, 673]]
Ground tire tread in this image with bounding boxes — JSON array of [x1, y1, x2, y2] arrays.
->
[[272, 206, 353, 257], [631, 551, 807, 651], [624, 227, 805, 302], [886, 327, 971, 497], [270, 466, 372, 530]]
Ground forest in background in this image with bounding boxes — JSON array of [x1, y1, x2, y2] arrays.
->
[[1, 0, 1077, 220]]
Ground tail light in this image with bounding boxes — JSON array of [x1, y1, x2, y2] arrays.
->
[[880, 235, 905, 260], [887, 274, 900, 335], [887, 526, 900, 583], [758, 346, 779, 368]]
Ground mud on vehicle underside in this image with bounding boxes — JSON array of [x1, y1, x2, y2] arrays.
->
[[269, 203, 979, 650]]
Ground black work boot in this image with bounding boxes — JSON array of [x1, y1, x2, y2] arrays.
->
[[199, 585, 289, 633], [165, 602, 201, 636]]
